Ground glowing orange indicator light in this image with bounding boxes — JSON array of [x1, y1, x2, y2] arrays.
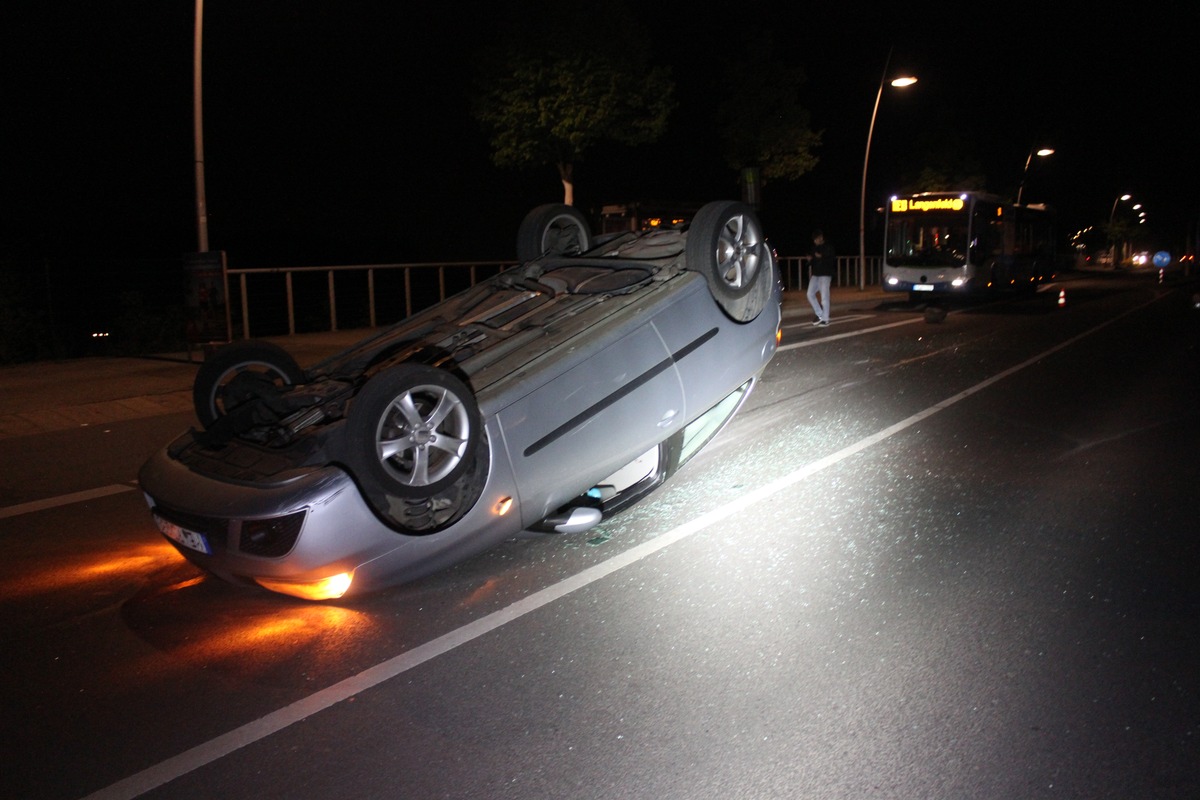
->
[[494, 496, 513, 516], [254, 571, 354, 601]]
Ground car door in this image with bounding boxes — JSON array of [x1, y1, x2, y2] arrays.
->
[[495, 318, 684, 524]]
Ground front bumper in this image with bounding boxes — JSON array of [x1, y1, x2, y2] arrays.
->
[[137, 434, 524, 598]]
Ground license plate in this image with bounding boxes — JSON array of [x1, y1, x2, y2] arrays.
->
[[913, 284, 934, 292], [153, 514, 211, 555]]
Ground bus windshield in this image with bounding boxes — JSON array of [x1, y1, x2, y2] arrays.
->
[[885, 213, 970, 267]]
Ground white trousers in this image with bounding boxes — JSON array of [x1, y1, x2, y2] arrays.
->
[[807, 275, 832, 322]]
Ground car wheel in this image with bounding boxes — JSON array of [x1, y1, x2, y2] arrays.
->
[[517, 204, 592, 262], [347, 364, 482, 499], [686, 200, 773, 322], [192, 340, 305, 429]]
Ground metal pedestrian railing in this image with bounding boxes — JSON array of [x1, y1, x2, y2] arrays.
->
[[223, 255, 882, 339], [224, 260, 517, 339], [776, 255, 883, 294]]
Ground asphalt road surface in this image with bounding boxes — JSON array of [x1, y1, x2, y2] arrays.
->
[[2, 270, 1197, 799]]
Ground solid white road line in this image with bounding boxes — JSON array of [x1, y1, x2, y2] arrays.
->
[[0, 484, 136, 520], [778, 315, 924, 350]]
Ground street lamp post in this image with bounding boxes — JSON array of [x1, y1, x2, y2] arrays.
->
[[1107, 194, 1132, 267], [859, 52, 916, 290], [1016, 146, 1054, 205], [1109, 194, 1132, 226], [193, 0, 209, 253]]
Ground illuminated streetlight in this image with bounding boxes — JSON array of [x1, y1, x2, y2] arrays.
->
[[1016, 146, 1054, 205], [859, 50, 916, 290]]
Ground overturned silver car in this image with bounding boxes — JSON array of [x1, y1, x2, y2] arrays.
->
[[138, 200, 781, 599]]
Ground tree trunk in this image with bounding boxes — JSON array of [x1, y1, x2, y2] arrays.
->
[[557, 162, 575, 206]]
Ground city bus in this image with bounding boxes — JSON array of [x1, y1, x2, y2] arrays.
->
[[881, 191, 1056, 298]]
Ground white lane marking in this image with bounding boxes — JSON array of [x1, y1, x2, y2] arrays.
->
[[0, 484, 136, 520], [782, 312, 876, 328], [82, 296, 1158, 800], [779, 315, 924, 350]]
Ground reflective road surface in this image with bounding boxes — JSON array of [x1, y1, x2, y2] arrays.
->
[[2, 270, 1198, 799]]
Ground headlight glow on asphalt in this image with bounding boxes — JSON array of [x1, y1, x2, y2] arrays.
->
[[254, 571, 354, 601], [0, 542, 181, 598]]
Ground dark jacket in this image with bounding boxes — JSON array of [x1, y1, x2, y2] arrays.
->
[[810, 241, 836, 278]]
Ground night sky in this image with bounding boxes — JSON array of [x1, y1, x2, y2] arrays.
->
[[3, 1, 1196, 281]]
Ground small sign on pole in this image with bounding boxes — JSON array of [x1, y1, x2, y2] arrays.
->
[[183, 251, 231, 357]]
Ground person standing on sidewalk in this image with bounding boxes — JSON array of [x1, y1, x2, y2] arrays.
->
[[807, 229, 836, 326]]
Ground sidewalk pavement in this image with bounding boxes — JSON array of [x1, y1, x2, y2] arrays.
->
[[0, 284, 891, 440]]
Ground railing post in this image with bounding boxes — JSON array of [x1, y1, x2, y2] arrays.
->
[[328, 270, 338, 331], [404, 267, 412, 319], [239, 273, 250, 339], [438, 266, 446, 302], [286, 271, 295, 335], [368, 268, 376, 328]]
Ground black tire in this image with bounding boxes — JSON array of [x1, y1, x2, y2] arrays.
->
[[346, 364, 482, 499], [517, 204, 592, 262], [193, 340, 305, 429], [685, 200, 773, 322]]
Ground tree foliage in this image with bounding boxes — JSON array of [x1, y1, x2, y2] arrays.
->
[[1104, 216, 1139, 244], [713, 37, 821, 184], [471, 1, 675, 205], [900, 163, 989, 195]]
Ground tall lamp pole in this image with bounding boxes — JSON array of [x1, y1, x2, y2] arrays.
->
[[1108, 194, 1132, 266], [1108, 194, 1132, 227], [859, 51, 916, 290], [193, 0, 209, 252], [1016, 146, 1054, 205]]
